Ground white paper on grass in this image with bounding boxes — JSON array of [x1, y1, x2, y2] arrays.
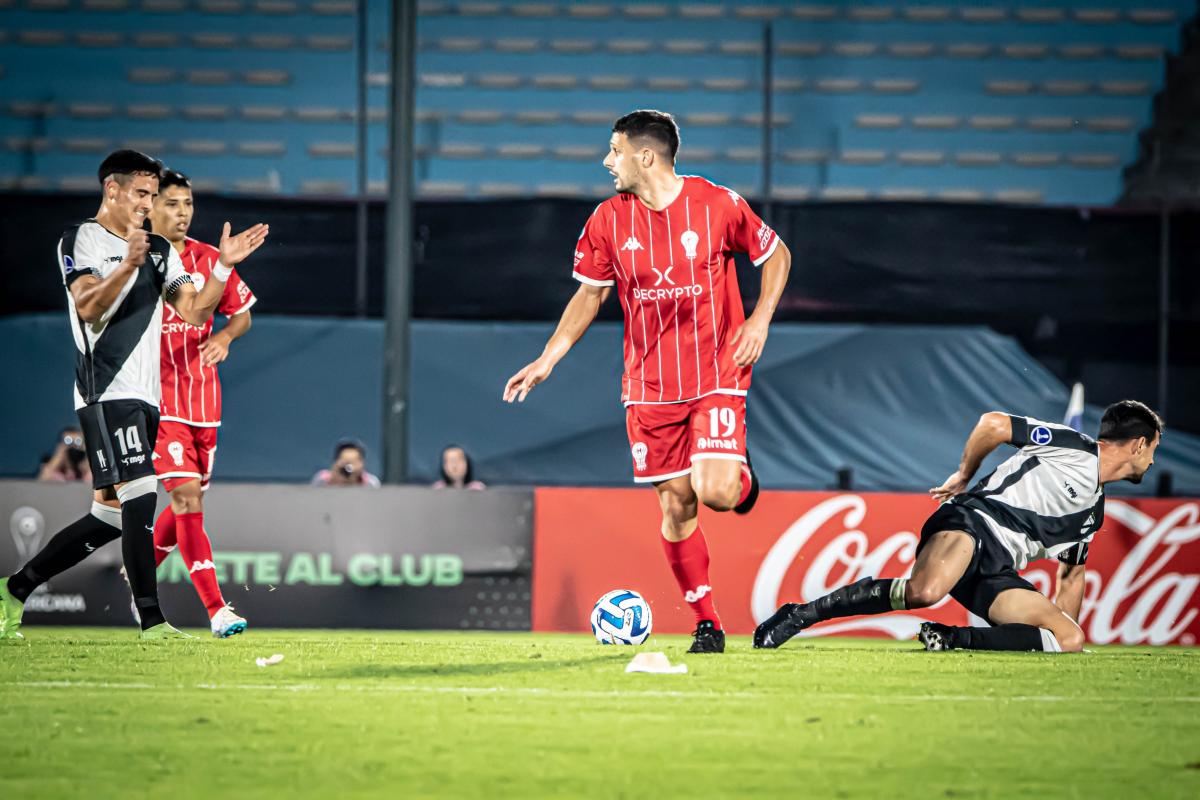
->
[[255, 654, 285, 668], [625, 651, 688, 674]]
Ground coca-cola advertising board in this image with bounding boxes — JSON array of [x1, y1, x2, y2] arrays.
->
[[532, 489, 1200, 645]]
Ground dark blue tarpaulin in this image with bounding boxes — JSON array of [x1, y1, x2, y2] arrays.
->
[[3, 315, 1197, 496]]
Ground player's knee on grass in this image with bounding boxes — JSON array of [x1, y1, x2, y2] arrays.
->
[[1057, 627, 1085, 653], [169, 480, 203, 515]]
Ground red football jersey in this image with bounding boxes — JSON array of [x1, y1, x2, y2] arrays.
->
[[159, 238, 257, 426], [573, 176, 780, 405]]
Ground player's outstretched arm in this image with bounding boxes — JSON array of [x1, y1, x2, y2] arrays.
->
[[930, 412, 1013, 502], [732, 240, 791, 367], [502, 283, 610, 403], [1054, 562, 1087, 623], [171, 222, 268, 326], [68, 230, 148, 324]]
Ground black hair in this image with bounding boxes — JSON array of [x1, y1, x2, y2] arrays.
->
[[333, 438, 366, 460], [158, 169, 192, 191], [612, 109, 680, 162], [440, 444, 474, 485], [1098, 400, 1163, 444], [97, 149, 163, 186]]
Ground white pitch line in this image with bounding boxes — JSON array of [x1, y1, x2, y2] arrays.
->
[[7, 681, 1200, 704]]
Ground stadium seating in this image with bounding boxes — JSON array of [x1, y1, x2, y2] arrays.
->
[[0, 0, 1193, 203]]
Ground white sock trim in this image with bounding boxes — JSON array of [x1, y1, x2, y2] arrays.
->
[[889, 578, 908, 611], [116, 475, 157, 503], [1039, 628, 1063, 653], [90, 501, 122, 530]]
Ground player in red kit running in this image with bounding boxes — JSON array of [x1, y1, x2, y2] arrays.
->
[[503, 110, 791, 653], [149, 169, 257, 638]]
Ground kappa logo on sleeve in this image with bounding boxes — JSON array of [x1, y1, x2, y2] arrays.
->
[[757, 223, 772, 250]]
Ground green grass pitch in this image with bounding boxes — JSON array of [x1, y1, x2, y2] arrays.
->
[[2, 628, 1198, 799]]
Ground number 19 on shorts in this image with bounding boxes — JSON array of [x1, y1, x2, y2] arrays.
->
[[708, 407, 737, 439]]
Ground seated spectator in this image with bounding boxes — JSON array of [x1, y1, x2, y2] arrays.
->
[[38, 426, 91, 483], [311, 439, 381, 487], [432, 445, 486, 490]]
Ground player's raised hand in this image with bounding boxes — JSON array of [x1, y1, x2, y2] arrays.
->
[[731, 314, 770, 366], [218, 221, 270, 267], [929, 471, 970, 503], [125, 229, 150, 268], [503, 358, 553, 403]]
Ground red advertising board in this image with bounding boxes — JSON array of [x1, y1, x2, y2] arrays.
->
[[532, 489, 1200, 646]]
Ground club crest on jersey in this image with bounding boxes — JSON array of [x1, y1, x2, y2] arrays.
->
[[621, 236, 644, 252], [190, 272, 206, 292], [680, 230, 699, 260], [631, 442, 648, 471], [1031, 426, 1053, 446], [150, 252, 164, 272]]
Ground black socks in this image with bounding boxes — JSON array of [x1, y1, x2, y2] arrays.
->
[[954, 623, 1047, 651], [118, 492, 165, 630], [6, 509, 122, 602], [811, 577, 898, 621]]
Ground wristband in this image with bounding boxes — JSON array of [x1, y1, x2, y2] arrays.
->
[[212, 261, 233, 282]]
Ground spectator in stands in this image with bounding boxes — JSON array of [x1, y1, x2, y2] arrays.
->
[[311, 439, 381, 487], [432, 445, 486, 490], [37, 427, 91, 483]]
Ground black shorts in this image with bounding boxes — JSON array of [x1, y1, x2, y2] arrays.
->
[[77, 399, 160, 490], [918, 502, 1037, 624]]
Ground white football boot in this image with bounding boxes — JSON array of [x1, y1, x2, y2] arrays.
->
[[210, 605, 248, 638]]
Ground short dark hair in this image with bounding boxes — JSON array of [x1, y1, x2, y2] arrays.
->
[[613, 109, 680, 162], [1098, 400, 1162, 444], [158, 169, 191, 191], [97, 149, 163, 186], [334, 438, 366, 460]]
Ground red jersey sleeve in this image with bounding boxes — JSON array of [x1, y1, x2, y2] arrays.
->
[[572, 204, 616, 287], [218, 267, 257, 317], [725, 190, 780, 267]]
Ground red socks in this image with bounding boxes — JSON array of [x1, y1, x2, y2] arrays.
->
[[737, 463, 753, 506], [173, 512, 226, 617], [661, 526, 722, 629], [153, 506, 177, 567]]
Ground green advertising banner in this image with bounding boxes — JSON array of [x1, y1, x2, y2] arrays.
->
[[1, 481, 533, 630]]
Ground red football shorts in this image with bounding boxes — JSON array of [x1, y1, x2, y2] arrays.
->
[[625, 393, 747, 483], [153, 420, 219, 492]]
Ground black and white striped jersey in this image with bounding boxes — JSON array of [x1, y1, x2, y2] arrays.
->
[[951, 415, 1103, 570], [59, 220, 191, 410]]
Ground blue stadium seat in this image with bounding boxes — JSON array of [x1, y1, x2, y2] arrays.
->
[[0, 0, 1194, 202]]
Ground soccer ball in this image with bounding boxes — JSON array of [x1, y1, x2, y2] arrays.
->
[[590, 589, 652, 645]]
